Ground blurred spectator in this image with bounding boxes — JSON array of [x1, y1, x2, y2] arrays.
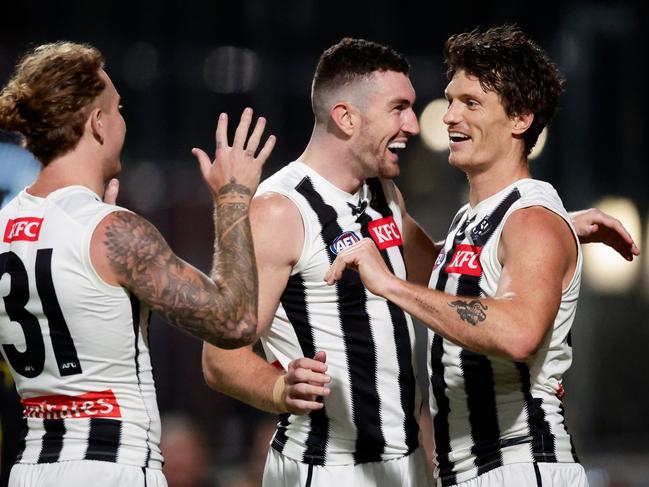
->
[[0, 131, 40, 208], [161, 414, 215, 487]]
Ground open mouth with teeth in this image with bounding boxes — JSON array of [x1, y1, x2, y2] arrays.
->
[[449, 132, 471, 143], [388, 141, 406, 154]]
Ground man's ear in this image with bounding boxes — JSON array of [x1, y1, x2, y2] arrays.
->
[[89, 107, 104, 144], [330, 102, 358, 137], [512, 112, 534, 135]]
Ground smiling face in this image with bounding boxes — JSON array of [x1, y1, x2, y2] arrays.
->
[[443, 70, 524, 174], [351, 70, 419, 179]]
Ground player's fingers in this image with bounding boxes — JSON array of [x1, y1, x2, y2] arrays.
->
[[103, 178, 119, 205], [191, 148, 212, 181], [313, 350, 327, 364], [286, 398, 325, 413], [289, 382, 330, 399], [245, 116, 266, 155], [289, 366, 329, 385], [255, 134, 276, 165], [215, 113, 229, 152], [291, 356, 328, 373], [324, 258, 346, 285], [232, 107, 253, 149]]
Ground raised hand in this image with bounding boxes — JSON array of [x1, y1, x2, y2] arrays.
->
[[571, 208, 640, 261], [192, 107, 276, 201]]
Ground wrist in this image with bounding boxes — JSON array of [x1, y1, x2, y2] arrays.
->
[[272, 374, 288, 413]]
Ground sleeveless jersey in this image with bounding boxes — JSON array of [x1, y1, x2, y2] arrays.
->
[[426, 179, 582, 486], [258, 161, 420, 466], [0, 185, 162, 469]]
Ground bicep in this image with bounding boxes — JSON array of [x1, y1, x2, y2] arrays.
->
[[251, 193, 303, 334], [496, 207, 577, 334]]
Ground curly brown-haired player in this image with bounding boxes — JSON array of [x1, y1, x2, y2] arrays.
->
[[0, 41, 274, 486], [326, 25, 639, 487]]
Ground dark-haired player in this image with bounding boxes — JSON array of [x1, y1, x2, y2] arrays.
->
[[202, 36, 637, 486], [326, 25, 635, 486]]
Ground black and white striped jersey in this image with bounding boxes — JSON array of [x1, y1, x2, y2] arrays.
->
[[258, 161, 420, 466], [0, 186, 162, 469], [427, 179, 583, 486]]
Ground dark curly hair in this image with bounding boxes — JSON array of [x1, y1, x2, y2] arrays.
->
[[311, 38, 410, 122], [444, 24, 565, 156], [0, 42, 106, 164]]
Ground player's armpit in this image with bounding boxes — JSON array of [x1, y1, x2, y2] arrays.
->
[[92, 210, 256, 349]]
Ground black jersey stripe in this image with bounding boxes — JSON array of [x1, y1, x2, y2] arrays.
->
[[271, 413, 291, 453], [558, 402, 579, 463], [37, 419, 65, 463], [516, 362, 557, 463], [85, 417, 121, 462], [455, 188, 521, 476], [363, 180, 419, 454], [281, 273, 329, 465], [35, 249, 82, 377], [431, 214, 473, 485], [14, 417, 27, 462], [430, 334, 455, 487], [129, 294, 153, 468], [297, 176, 385, 465]]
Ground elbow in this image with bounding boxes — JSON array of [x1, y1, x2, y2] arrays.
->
[[201, 351, 221, 391], [207, 316, 258, 349], [502, 331, 544, 362]]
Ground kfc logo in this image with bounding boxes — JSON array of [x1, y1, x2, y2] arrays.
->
[[21, 389, 122, 420], [445, 244, 482, 276], [3, 217, 44, 243], [368, 217, 402, 250]]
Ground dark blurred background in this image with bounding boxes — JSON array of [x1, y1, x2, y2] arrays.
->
[[1, 1, 648, 486]]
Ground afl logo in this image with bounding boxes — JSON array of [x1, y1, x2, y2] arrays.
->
[[433, 248, 446, 270], [330, 231, 361, 255]]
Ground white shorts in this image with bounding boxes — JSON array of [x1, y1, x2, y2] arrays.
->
[[441, 462, 588, 487], [9, 461, 168, 487], [262, 447, 431, 487]]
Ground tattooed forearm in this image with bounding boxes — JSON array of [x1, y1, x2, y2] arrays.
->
[[104, 211, 256, 348], [211, 178, 258, 344], [449, 299, 488, 325]]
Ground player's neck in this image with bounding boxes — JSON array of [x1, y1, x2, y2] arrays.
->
[[299, 133, 365, 195], [466, 158, 530, 207], [27, 151, 106, 199]]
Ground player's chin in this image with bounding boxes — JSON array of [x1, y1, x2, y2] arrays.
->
[[378, 161, 400, 179]]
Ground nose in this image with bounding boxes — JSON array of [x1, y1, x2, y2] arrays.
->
[[402, 108, 420, 136], [443, 100, 459, 126]]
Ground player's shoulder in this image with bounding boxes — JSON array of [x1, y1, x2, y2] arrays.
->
[[257, 160, 305, 194], [251, 191, 301, 228]]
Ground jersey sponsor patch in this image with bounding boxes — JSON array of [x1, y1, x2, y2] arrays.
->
[[3, 217, 44, 243], [330, 231, 361, 255], [367, 216, 402, 249], [445, 244, 482, 276], [21, 389, 122, 420]]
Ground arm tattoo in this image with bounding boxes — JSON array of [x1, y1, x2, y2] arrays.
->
[[104, 209, 257, 348], [449, 299, 488, 325]]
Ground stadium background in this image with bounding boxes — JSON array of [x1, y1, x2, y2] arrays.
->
[[1, 1, 648, 485]]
